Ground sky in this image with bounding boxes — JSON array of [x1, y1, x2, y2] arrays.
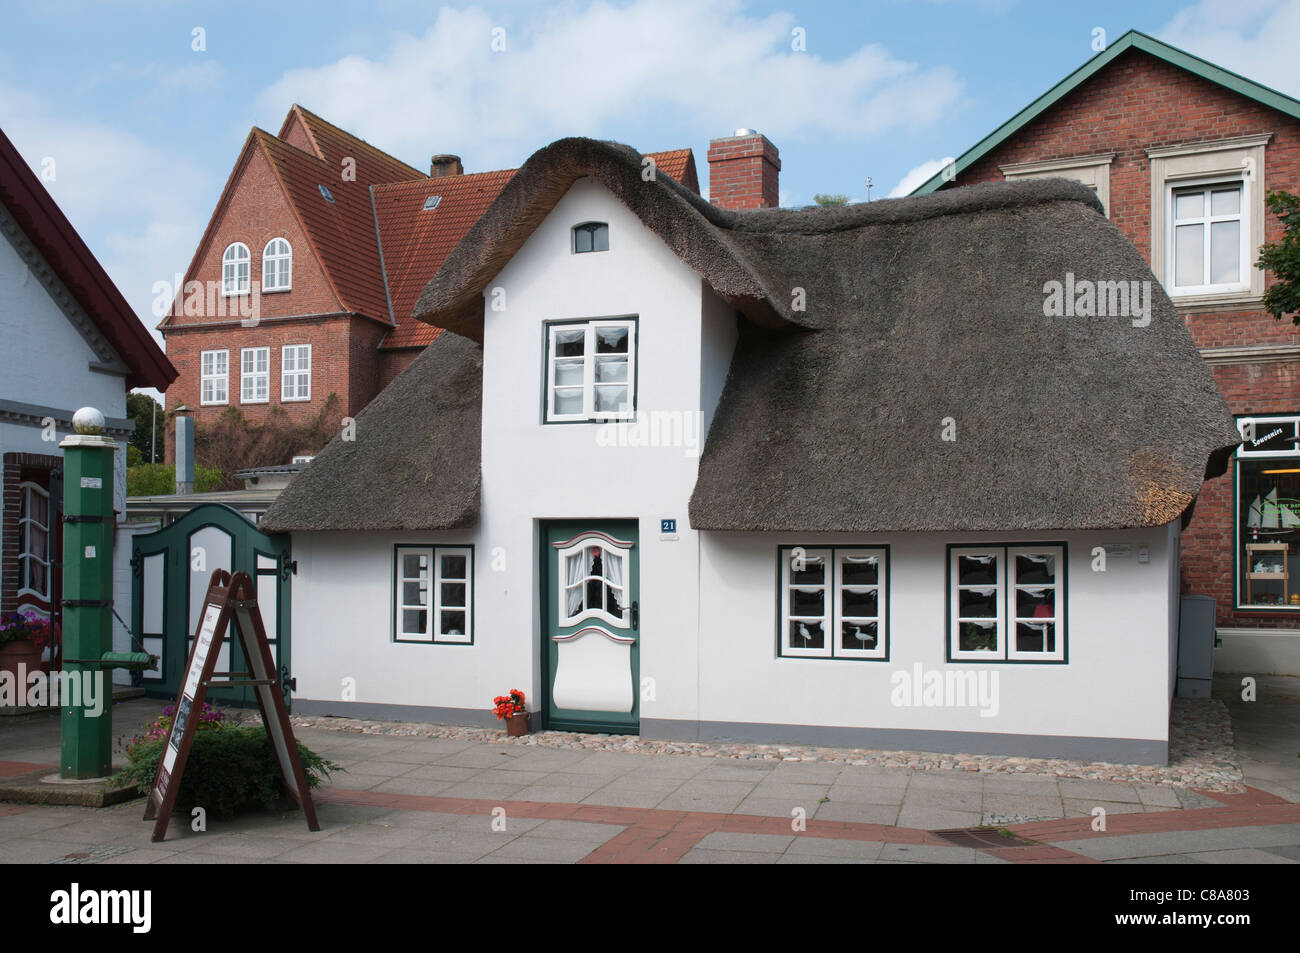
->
[[2, 0, 1298, 396]]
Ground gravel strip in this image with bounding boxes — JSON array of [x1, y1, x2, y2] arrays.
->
[[261, 696, 1242, 793]]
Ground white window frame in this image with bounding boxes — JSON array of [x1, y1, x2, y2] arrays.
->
[[433, 547, 473, 643], [545, 319, 636, 423], [779, 546, 889, 660], [1000, 153, 1114, 217], [557, 533, 633, 629], [394, 546, 474, 644], [200, 349, 229, 405], [262, 237, 292, 292], [949, 545, 1066, 663], [222, 242, 251, 297], [1006, 547, 1065, 662], [281, 344, 311, 402], [17, 482, 50, 601], [949, 547, 1005, 661], [1167, 179, 1248, 297], [240, 347, 269, 404], [1147, 135, 1269, 311]]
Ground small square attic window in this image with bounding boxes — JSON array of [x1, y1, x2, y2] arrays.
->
[[573, 222, 609, 253], [318, 184, 335, 203], [422, 195, 442, 211]]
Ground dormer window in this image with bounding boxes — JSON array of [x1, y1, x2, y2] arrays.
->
[[222, 242, 250, 296], [262, 237, 292, 292], [545, 318, 636, 422], [573, 222, 609, 254]]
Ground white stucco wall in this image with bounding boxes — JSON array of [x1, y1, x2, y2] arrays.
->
[[697, 526, 1176, 750], [1, 211, 131, 613]]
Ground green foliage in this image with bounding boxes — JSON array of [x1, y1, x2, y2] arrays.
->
[[126, 462, 223, 497], [111, 722, 339, 819], [813, 193, 849, 206], [126, 392, 165, 463], [1259, 189, 1300, 324]]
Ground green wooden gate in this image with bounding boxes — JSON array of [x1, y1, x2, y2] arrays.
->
[[131, 504, 292, 707]]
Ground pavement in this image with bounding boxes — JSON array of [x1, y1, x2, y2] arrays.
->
[[0, 675, 1296, 864]]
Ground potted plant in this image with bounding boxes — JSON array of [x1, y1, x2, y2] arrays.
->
[[0, 613, 52, 682], [493, 689, 530, 736]]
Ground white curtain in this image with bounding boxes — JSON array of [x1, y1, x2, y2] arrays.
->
[[604, 549, 624, 590], [565, 551, 585, 617]]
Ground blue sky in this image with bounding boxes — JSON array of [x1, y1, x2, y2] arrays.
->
[[3, 0, 1298, 375]]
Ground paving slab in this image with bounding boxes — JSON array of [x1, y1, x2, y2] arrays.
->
[[696, 831, 795, 853]]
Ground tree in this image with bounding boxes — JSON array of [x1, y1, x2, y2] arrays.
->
[[813, 193, 849, 206], [1258, 189, 1300, 323], [126, 391, 165, 463]]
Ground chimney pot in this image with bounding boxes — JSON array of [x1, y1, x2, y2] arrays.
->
[[430, 154, 463, 177]]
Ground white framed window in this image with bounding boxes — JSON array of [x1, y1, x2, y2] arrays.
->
[[1000, 153, 1113, 217], [779, 546, 889, 660], [222, 242, 250, 296], [200, 349, 228, 405], [240, 347, 269, 403], [557, 533, 632, 629], [281, 344, 311, 402], [394, 546, 473, 643], [262, 237, 292, 292], [1169, 181, 1247, 295], [949, 544, 1065, 662], [17, 482, 50, 600], [1147, 135, 1269, 310], [545, 319, 635, 422], [573, 221, 609, 253]]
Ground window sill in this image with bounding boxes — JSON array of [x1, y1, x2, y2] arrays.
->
[[240, 399, 270, 405], [1232, 607, 1300, 616], [199, 400, 228, 407], [262, 287, 291, 294], [1172, 290, 1264, 314], [281, 397, 311, 403]]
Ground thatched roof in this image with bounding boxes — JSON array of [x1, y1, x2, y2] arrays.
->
[[260, 332, 481, 532], [269, 137, 1239, 534]]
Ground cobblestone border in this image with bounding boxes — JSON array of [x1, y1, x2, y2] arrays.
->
[[268, 696, 1243, 792]]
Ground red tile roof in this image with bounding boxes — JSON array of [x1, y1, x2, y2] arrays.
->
[[373, 169, 515, 348], [173, 105, 698, 354]]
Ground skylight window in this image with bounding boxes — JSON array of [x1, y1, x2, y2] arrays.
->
[[422, 195, 442, 211], [318, 184, 335, 203]]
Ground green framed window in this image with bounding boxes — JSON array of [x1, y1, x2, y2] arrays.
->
[[777, 546, 889, 660], [947, 544, 1066, 663], [394, 545, 473, 644]]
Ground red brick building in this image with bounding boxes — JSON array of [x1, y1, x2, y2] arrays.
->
[[162, 105, 701, 460], [913, 30, 1300, 646]]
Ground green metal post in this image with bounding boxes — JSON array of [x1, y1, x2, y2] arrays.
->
[[59, 409, 116, 779]]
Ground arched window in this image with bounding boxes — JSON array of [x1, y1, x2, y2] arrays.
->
[[222, 242, 250, 295], [262, 237, 292, 291], [573, 222, 609, 254]]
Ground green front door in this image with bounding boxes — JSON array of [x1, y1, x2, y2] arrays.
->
[[541, 521, 639, 734]]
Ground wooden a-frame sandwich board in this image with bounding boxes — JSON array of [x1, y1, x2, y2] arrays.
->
[[143, 569, 320, 842]]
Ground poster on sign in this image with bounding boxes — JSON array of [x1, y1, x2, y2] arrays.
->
[[142, 568, 319, 842]]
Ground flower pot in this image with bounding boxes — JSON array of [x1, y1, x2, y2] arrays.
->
[[506, 712, 531, 737], [0, 640, 43, 682]]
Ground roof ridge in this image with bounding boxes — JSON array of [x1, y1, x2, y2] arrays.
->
[[290, 104, 426, 180], [371, 167, 518, 192]]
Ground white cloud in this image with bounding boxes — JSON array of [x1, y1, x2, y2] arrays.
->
[[253, 1, 962, 170], [1160, 0, 1300, 97], [0, 84, 209, 353], [889, 156, 954, 197]]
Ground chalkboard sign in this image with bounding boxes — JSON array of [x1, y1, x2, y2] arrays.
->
[[143, 569, 319, 842]]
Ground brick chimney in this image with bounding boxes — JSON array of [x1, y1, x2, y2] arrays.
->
[[430, 154, 463, 177], [706, 129, 780, 210]]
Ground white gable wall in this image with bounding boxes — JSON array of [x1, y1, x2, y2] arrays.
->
[[289, 177, 737, 721]]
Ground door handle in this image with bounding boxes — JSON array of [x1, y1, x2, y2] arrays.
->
[[630, 601, 639, 630]]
